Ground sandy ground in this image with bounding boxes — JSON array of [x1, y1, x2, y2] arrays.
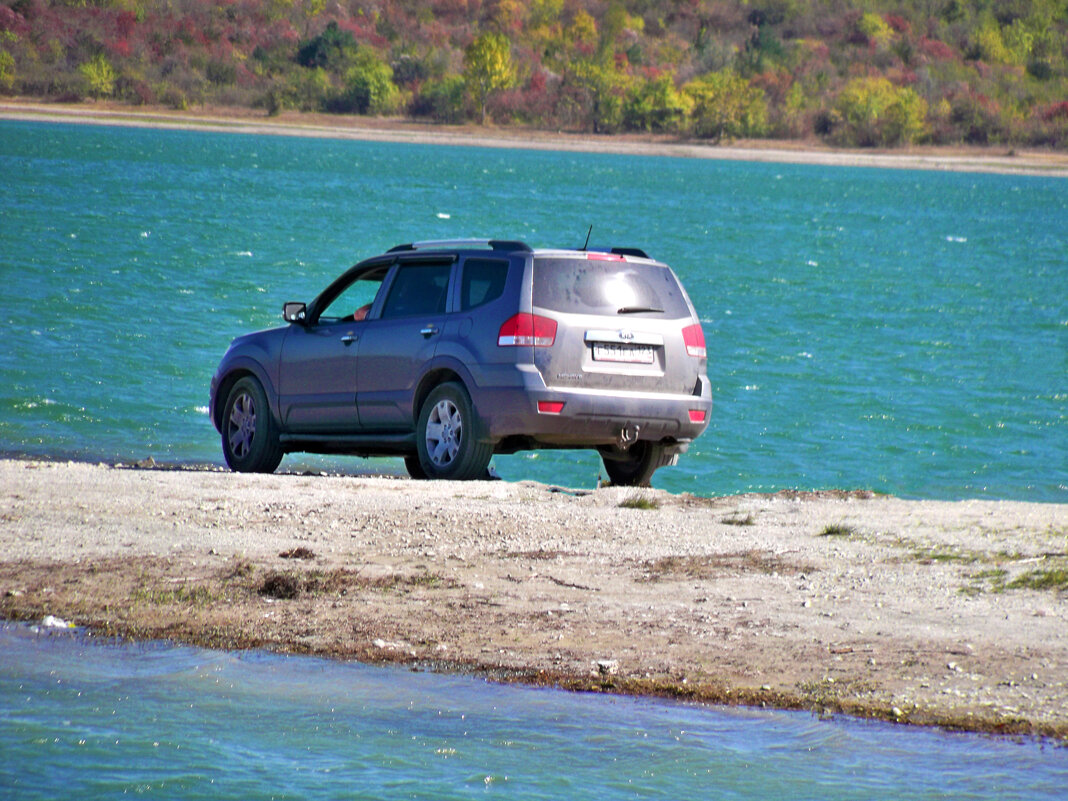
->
[[1, 459, 1065, 741], [2, 99, 1068, 176]]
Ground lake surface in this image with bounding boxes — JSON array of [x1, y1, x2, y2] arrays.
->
[[2, 122, 1067, 795], [3, 624, 1067, 800], [1, 119, 1065, 499]]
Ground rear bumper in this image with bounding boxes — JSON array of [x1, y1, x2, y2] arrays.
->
[[472, 367, 712, 449]]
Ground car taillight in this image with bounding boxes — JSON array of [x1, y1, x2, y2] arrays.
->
[[537, 400, 565, 414], [682, 324, 706, 358], [688, 409, 707, 423], [498, 313, 557, 347]]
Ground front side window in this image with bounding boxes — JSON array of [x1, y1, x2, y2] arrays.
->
[[318, 269, 387, 324], [380, 262, 452, 319]]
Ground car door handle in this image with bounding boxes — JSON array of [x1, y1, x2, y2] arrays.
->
[[420, 325, 439, 338], [341, 333, 358, 345]]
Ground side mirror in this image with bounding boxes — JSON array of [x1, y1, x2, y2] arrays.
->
[[283, 302, 307, 324]]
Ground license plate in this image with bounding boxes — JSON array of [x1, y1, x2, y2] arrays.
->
[[592, 343, 656, 364]]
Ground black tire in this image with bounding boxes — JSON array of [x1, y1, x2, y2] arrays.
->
[[415, 382, 493, 481], [221, 376, 283, 473], [404, 455, 428, 480], [600, 441, 667, 487]]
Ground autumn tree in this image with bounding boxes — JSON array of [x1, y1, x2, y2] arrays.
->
[[0, 49, 14, 93], [623, 73, 691, 133], [831, 76, 927, 146], [685, 70, 768, 141], [79, 54, 116, 98], [463, 32, 516, 124]]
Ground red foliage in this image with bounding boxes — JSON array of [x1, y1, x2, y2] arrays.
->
[[887, 67, 918, 85], [335, 16, 388, 48], [885, 15, 910, 35], [107, 38, 132, 58], [181, 19, 209, 47], [751, 69, 792, 104], [919, 37, 955, 61], [1043, 101, 1068, 121], [116, 10, 138, 39], [0, 5, 29, 36], [574, 41, 595, 58]]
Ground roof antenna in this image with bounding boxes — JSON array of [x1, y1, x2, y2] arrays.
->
[[582, 225, 593, 251]]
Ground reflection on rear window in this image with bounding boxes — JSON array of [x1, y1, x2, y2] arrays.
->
[[532, 258, 689, 317]]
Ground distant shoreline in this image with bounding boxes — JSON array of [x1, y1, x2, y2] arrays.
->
[[3, 99, 1068, 177]]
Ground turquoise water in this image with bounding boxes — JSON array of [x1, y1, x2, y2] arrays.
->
[[0, 119, 1065, 498], [3, 625, 1066, 800]]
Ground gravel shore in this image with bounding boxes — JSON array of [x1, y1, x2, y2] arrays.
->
[[3, 101, 1068, 177], [2, 459, 1065, 740]]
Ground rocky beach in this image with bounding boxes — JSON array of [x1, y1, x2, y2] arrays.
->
[[2, 459, 1065, 741]]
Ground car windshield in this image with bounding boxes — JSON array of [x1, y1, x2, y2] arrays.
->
[[532, 257, 690, 318]]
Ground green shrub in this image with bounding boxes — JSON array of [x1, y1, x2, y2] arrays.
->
[[412, 74, 467, 123], [329, 49, 398, 114]]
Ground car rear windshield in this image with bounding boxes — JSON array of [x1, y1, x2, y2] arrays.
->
[[532, 257, 691, 318]]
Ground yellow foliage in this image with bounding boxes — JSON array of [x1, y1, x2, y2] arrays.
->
[[858, 13, 893, 47], [684, 70, 768, 140], [833, 76, 927, 146], [0, 50, 14, 92], [567, 10, 598, 48], [974, 22, 1012, 64], [79, 54, 117, 98], [463, 32, 517, 123]]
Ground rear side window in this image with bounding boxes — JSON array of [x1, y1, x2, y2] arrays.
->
[[533, 257, 691, 318], [460, 258, 509, 311], [381, 263, 452, 318]]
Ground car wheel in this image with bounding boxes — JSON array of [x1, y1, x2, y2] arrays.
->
[[404, 455, 428, 480], [416, 382, 493, 480], [222, 376, 283, 473], [600, 441, 666, 487]]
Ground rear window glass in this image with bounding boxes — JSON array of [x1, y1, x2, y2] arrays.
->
[[461, 258, 508, 311], [532, 257, 690, 318]]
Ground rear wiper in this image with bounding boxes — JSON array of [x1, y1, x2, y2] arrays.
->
[[617, 306, 663, 314]]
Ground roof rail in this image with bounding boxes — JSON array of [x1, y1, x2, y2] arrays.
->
[[579, 246, 653, 259], [609, 247, 650, 259], [387, 239, 532, 253]]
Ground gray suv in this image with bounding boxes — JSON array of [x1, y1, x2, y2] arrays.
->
[[209, 239, 711, 486]]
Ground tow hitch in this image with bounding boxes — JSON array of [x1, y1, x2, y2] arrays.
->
[[617, 424, 640, 450]]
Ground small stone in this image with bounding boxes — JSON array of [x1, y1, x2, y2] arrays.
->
[[892, 707, 904, 718], [593, 659, 619, 676]]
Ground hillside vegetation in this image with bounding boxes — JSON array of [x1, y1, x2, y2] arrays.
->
[[1, 0, 1066, 148]]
